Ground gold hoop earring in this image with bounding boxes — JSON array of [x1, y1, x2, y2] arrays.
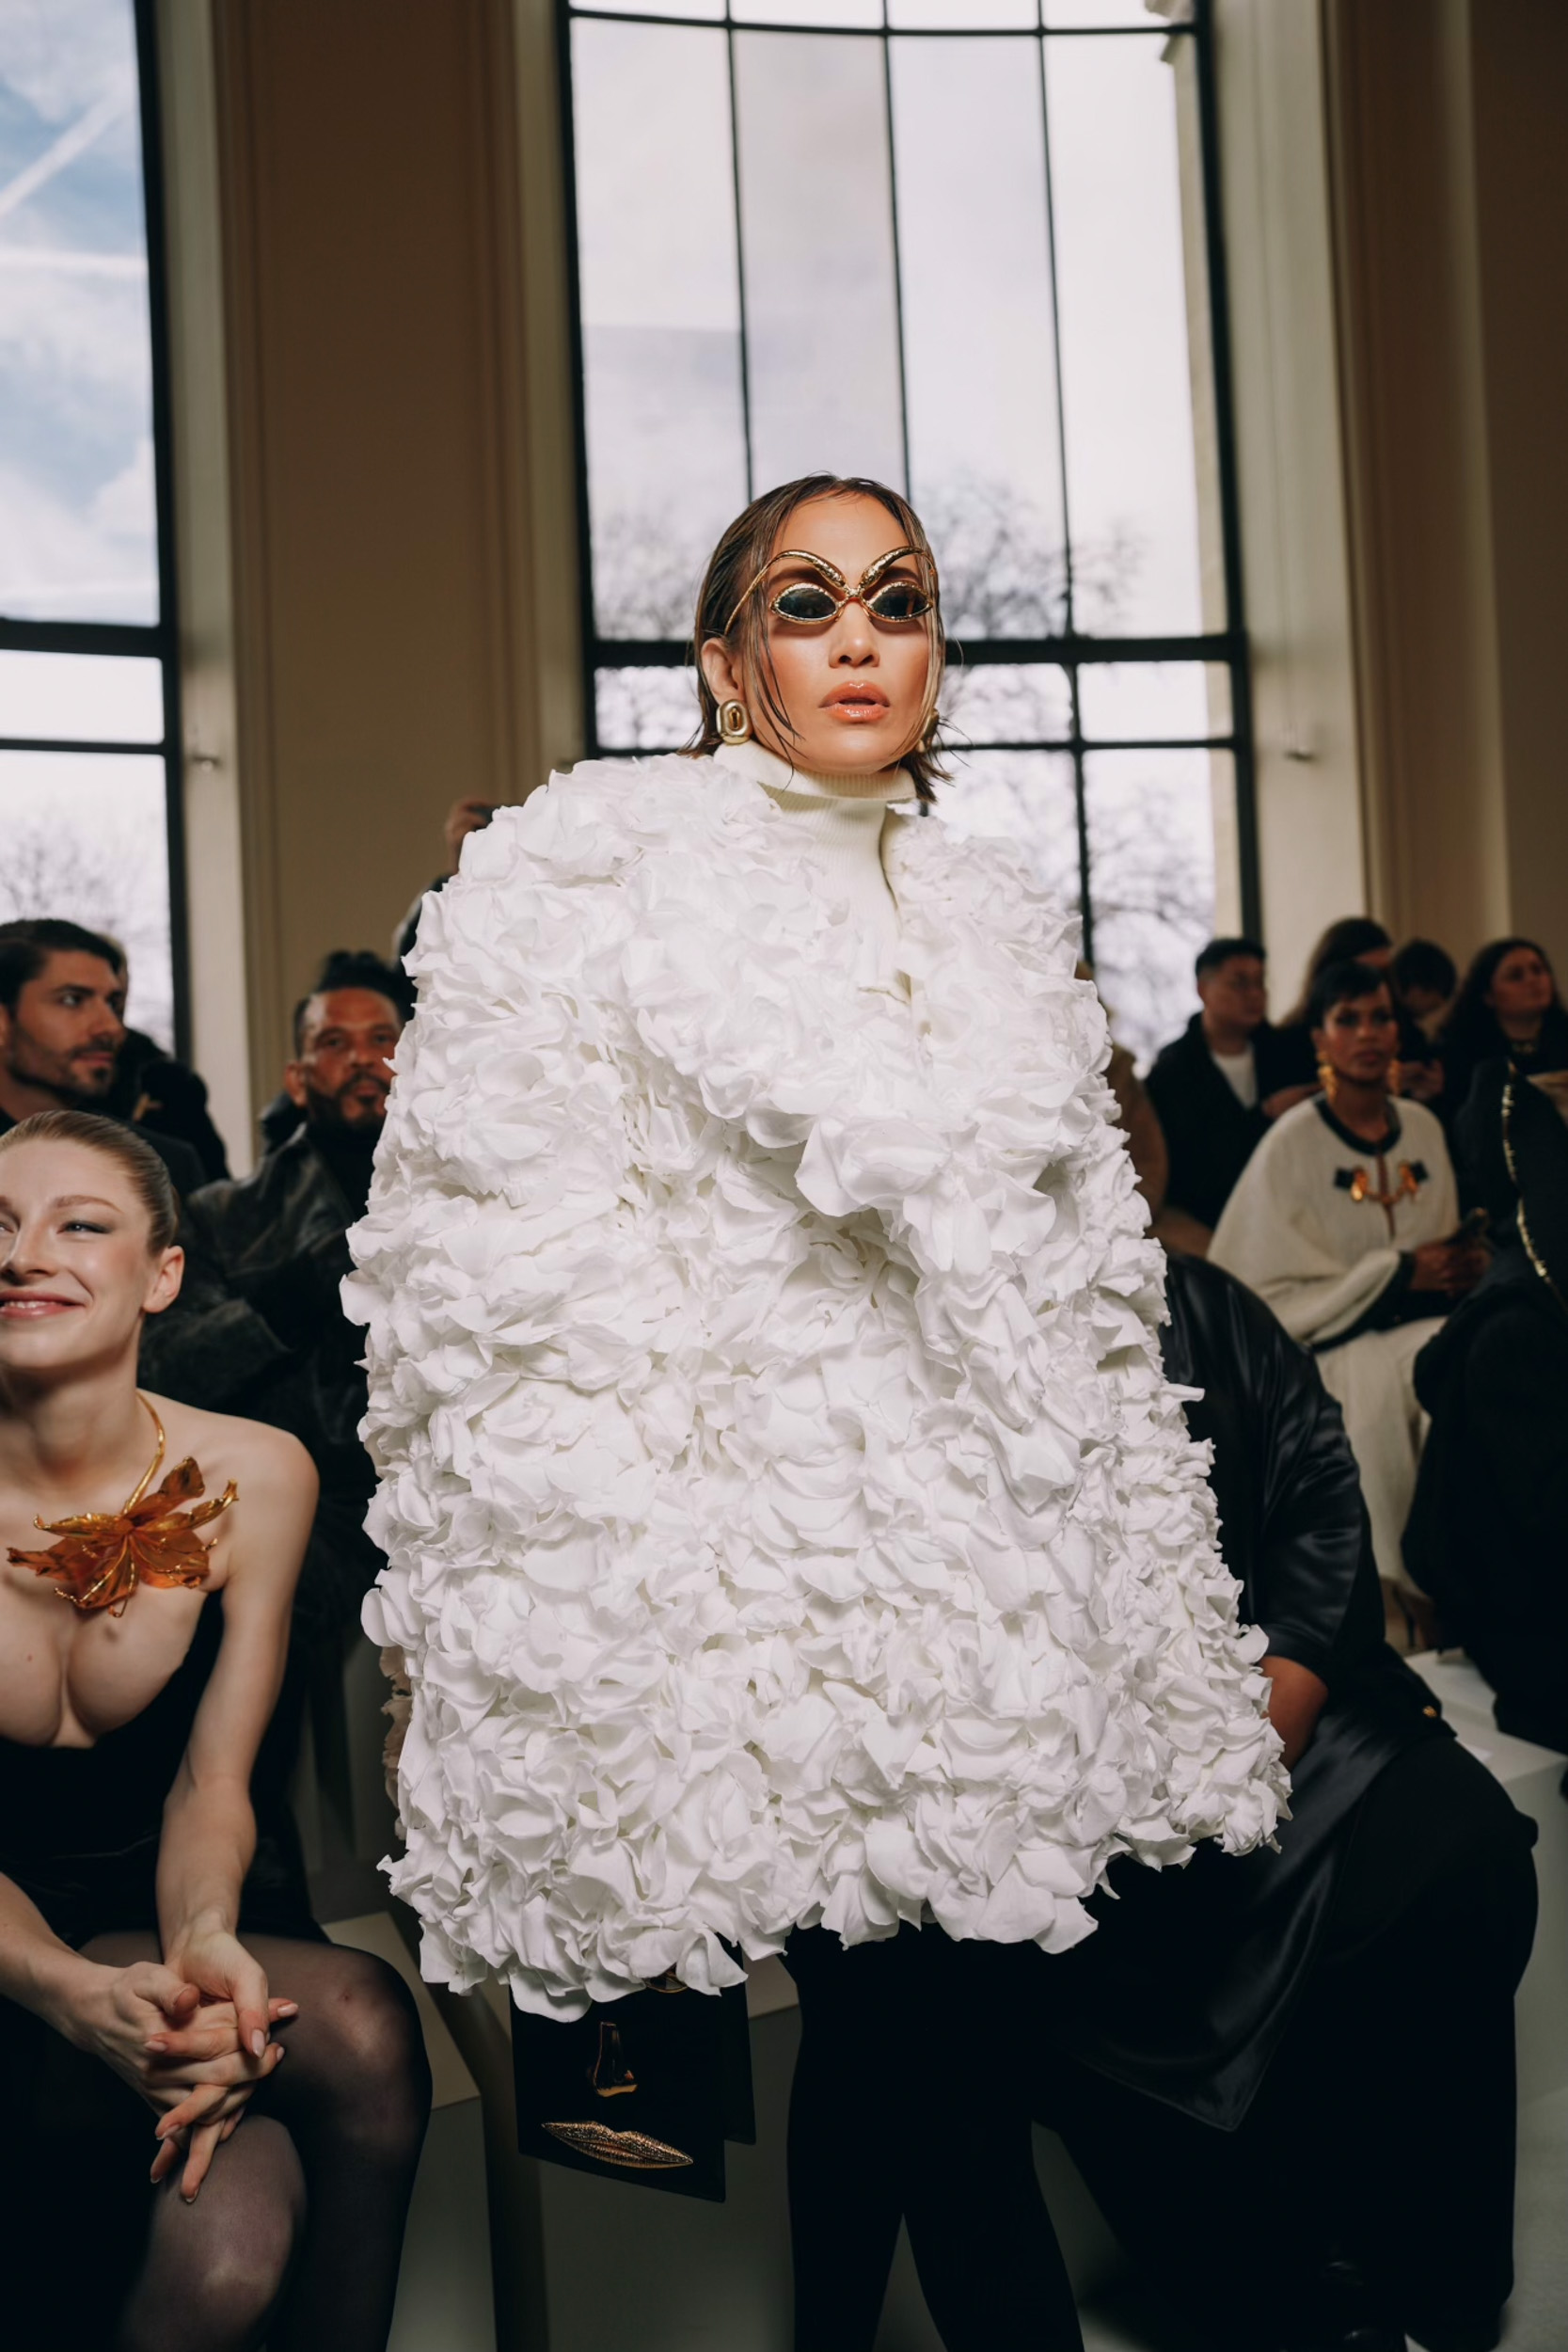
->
[[718, 699, 752, 746], [1387, 1057, 1404, 1097], [1317, 1057, 1338, 1105]]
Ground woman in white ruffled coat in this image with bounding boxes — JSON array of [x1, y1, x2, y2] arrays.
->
[[349, 476, 1289, 2352]]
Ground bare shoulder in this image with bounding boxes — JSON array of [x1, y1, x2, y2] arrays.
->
[[139, 1393, 318, 1508]]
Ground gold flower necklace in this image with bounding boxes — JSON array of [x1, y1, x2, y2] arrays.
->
[[8, 1395, 238, 1616]]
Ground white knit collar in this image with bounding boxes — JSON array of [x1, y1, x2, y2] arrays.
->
[[714, 738, 915, 807]]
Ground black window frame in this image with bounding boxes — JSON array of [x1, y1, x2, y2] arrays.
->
[[0, 0, 188, 1057], [558, 0, 1258, 961]]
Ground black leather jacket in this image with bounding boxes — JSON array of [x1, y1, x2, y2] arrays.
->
[[1048, 1253, 1447, 2126], [138, 1126, 380, 1642]]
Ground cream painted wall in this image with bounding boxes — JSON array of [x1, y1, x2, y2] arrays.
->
[[1212, 0, 1367, 1014], [1323, 0, 1513, 970], [1328, 0, 1568, 980], [210, 0, 581, 1115], [1466, 0, 1568, 972]]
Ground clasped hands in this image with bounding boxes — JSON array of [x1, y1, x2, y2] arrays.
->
[[69, 1928, 294, 2201]]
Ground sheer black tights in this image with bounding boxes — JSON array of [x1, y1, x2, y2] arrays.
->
[[784, 1926, 1084, 2352], [81, 1933, 431, 2352]]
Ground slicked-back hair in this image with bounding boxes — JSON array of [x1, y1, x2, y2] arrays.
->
[[292, 949, 413, 1055], [1307, 959, 1395, 1033], [1195, 935, 1266, 981], [0, 919, 126, 1016], [0, 1108, 178, 1252], [688, 473, 946, 804]]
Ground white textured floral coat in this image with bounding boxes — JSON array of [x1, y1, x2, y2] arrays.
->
[[349, 754, 1287, 2018]]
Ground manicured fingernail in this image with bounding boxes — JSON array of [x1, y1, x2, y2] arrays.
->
[[251, 2029, 266, 2057], [145, 2037, 167, 2053], [277, 2001, 298, 2015]]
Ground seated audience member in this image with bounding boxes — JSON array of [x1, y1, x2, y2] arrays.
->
[[257, 949, 414, 1159], [0, 1111, 429, 2349], [1390, 936, 1457, 1031], [1406, 1064, 1568, 1753], [140, 953, 405, 1658], [1272, 917, 1395, 1087], [0, 919, 205, 1199], [1274, 918, 1433, 1098], [1040, 1251, 1537, 2352], [104, 1009, 230, 1184], [1144, 936, 1310, 1253], [1209, 960, 1485, 1590], [1437, 937, 1568, 1131], [1387, 937, 1454, 1104]]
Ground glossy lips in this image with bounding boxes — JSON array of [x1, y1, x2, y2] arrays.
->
[[822, 683, 889, 723]]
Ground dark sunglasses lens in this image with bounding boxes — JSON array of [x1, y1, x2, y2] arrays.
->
[[865, 582, 933, 622], [772, 582, 840, 623]]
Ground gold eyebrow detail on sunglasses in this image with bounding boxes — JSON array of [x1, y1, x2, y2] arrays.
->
[[724, 544, 935, 632]]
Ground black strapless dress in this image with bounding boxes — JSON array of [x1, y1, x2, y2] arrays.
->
[[0, 1594, 320, 1948]]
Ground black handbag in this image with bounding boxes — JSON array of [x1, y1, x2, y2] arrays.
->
[[511, 1974, 755, 2201]]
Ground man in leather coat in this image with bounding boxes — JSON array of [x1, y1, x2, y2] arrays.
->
[[1037, 1254, 1538, 2352], [140, 951, 406, 1650]]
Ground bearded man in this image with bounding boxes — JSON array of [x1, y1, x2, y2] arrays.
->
[[140, 949, 408, 1645], [0, 918, 205, 1195]]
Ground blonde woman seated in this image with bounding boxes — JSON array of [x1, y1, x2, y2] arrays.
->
[[0, 1112, 430, 2351], [1211, 961, 1486, 1596]]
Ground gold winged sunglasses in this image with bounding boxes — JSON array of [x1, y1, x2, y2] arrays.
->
[[725, 544, 940, 632]]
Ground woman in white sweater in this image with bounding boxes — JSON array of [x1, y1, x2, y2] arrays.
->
[[1211, 958, 1487, 1597], [350, 474, 1287, 2350]]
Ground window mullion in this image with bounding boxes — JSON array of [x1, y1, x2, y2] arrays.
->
[[881, 21, 912, 499], [725, 15, 756, 506], [1037, 25, 1074, 643]]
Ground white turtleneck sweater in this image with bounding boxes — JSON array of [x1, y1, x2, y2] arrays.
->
[[714, 739, 914, 994]]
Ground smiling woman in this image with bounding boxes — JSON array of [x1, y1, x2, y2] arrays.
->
[[0, 1111, 432, 2349]]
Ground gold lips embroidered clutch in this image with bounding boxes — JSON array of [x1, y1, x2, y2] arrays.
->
[[8, 1397, 238, 1616], [513, 1977, 754, 2203], [542, 2122, 693, 2171]]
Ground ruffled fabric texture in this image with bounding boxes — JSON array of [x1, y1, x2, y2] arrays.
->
[[348, 755, 1286, 2018]]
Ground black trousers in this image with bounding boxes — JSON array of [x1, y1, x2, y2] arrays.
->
[[1044, 1737, 1539, 2352], [784, 1921, 1084, 2352]]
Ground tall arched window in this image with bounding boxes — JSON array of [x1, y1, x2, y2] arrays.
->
[[562, 0, 1251, 1062], [0, 0, 181, 1049]]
